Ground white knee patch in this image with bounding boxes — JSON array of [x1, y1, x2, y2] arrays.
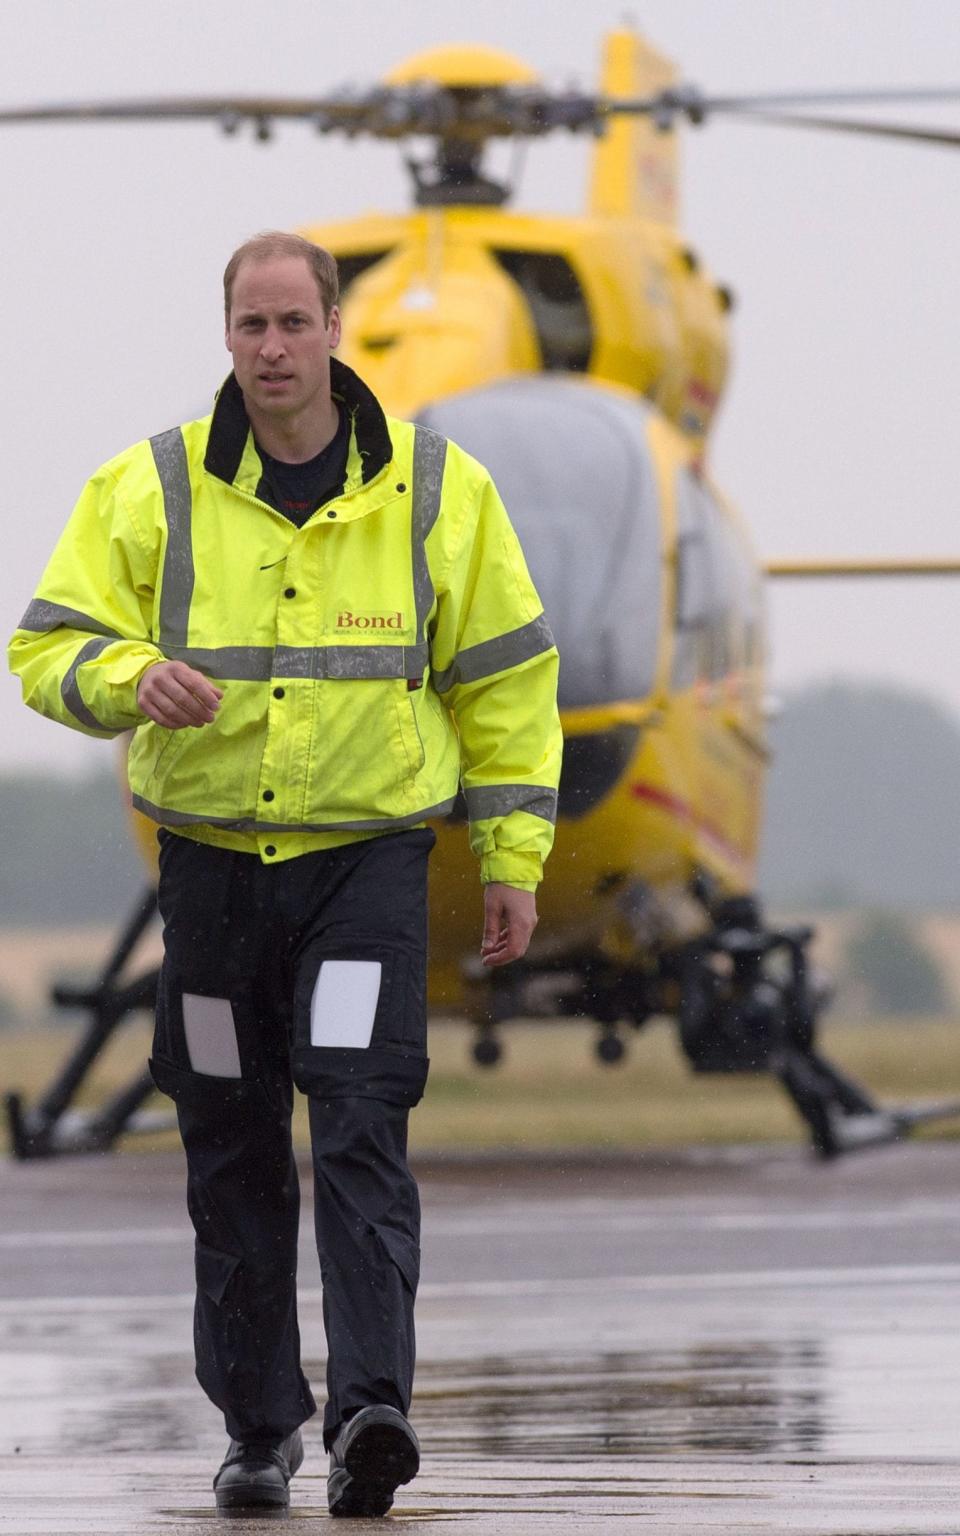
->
[[182, 993, 242, 1078], [310, 960, 382, 1049]]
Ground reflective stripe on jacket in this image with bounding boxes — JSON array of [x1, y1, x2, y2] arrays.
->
[[8, 360, 562, 887]]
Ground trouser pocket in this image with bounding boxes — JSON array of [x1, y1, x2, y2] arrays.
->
[[195, 1240, 241, 1306], [292, 1044, 428, 1107]]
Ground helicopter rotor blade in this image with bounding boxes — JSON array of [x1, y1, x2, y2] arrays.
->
[[703, 110, 960, 150], [702, 109, 960, 149], [601, 83, 960, 139], [680, 85, 960, 113], [2, 81, 960, 150], [0, 85, 607, 145], [0, 89, 459, 139], [0, 96, 333, 124]]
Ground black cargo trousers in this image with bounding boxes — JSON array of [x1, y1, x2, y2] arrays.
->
[[148, 825, 433, 1450]]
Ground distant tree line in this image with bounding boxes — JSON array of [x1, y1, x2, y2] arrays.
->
[[842, 909, 948, 1015], [760, 680, 960, 911]]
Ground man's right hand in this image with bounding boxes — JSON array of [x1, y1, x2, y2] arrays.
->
[[137, 660, 223, 728]]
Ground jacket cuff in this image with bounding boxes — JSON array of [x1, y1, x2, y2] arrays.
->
[[101, 646, 166, 722], [480, 849, 543, 888]]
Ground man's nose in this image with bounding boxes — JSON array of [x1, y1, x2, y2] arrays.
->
[[259, 327, 286, 360]]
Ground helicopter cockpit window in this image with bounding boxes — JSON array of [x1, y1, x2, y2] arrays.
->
[[491, 251, 593, 372], [334, 251, 392, 300], [419, 378, 662, 710]]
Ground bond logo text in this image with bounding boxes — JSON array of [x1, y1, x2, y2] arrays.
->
[[336, 610, 404, 630]]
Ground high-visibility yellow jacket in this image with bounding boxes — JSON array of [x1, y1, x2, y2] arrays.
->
[[8, 360, 561, 888]]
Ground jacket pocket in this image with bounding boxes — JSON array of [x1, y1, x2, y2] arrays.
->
[[304, 680, 425, 821], [396, 693, 426, 783], [129, 721, 191, 803]]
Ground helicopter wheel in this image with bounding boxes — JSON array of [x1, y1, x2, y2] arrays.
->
[[472, 1027, 503, 1068], [595, 1027, 626, 1066]]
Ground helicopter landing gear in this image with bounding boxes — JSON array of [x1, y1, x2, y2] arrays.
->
[[465, 951, 657, 1074], [674, 894, 960, 1158], [468, 963, 527, 1067], [595, 1026, 627, 1065], [5, 887, 168, 1160], [472, 1022, 503, 1068], [456, 893, 960, 1159]]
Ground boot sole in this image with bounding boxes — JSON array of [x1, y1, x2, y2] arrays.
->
[[329, 1419, 420, 1518]]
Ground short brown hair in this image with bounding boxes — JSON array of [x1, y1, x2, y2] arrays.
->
[[223, 231, 339, 320]]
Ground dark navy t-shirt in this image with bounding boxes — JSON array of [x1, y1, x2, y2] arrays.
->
[[255, 407, 349, 527]]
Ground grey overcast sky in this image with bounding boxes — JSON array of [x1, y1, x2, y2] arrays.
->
[[3, 0, 960, 773]]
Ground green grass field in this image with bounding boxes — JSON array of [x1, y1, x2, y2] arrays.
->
[[2, 1013, 957, 1154]]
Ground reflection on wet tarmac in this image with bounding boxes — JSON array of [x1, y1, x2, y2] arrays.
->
[[2, 1148, 959, 1531], [411, 1344, 826, 1459], [0, 1335, 825, 1460]]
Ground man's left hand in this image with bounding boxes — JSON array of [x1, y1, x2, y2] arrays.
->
[[480, 883, 538, 967]]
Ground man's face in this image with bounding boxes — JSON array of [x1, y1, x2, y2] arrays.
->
[[225, 255, 341, 422]]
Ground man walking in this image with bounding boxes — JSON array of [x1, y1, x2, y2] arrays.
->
[[8, 231, 561, 1516]]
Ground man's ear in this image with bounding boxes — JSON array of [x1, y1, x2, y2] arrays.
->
[[328, 306, 342, 349]]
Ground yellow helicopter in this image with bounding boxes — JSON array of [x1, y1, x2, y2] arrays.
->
[[5, 27, 960, 1160]]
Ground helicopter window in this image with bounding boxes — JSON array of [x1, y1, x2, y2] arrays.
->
[[491, 251, 593, 373], [334, 251, 392, 299], [724, 523, 764, 697], [419, 378, 662, 710], [672, 472, 753, 690], [739, 549, 765, 704]]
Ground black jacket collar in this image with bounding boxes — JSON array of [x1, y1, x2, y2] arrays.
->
[[203, 357, 393, 487]]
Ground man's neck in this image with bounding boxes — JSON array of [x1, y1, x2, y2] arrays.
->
[[246, 397, 340, 465]]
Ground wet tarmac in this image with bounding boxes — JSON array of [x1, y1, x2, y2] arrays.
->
[[0, 1141, 958, 1532]]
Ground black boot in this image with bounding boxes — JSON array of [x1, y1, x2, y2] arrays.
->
[[327, 1406, 420, 1517], [214, 1427, 304, 1512]]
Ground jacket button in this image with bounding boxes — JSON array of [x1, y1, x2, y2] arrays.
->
[[396, 482, 406, 493], [264, 844, 277, 857], [283, 587, 296, 598], [273, 687, 285, 699], [263, 789, 275, 802], [326, 509, 337, 519]]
